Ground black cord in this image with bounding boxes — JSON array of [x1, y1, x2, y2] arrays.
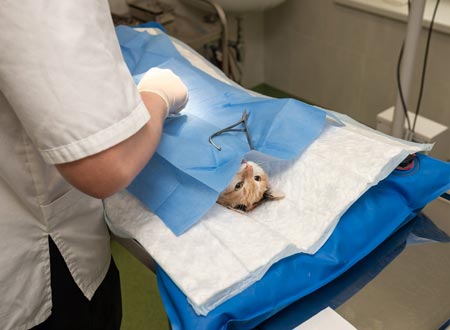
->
[[396, 0, 412, 132], [412, 0, 441, 133], [397, 42, 412, 131]]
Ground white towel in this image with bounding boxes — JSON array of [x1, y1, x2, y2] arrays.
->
[[106, 28, 432, 315], [105, 114, 430, 316]]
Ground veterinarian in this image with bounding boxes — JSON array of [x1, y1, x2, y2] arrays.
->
[[0, 1, 188, 329]]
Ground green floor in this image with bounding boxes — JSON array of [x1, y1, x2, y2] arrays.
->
[[111, 241, 169, 330], [111, 84, 295, 330]]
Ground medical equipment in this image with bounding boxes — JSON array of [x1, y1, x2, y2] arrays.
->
[[209, 110, 254, 151]]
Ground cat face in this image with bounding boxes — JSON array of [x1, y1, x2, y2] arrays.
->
[[217, 160, 283, 212]]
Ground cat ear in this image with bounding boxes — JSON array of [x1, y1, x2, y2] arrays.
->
[[263, 187, 284, 200]]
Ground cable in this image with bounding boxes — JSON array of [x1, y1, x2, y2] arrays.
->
[[397, 42, 412, 131], [412, 0, 441, 133], [396, 0, 412, 132]]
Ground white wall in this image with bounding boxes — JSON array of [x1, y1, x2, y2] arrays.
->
[[238, 12, 266, 88], [260, 0, 449, 159]]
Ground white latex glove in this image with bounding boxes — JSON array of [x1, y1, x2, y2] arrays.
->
[[137, 68, 189, 116]]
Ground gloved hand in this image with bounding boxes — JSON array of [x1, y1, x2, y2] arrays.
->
[[137, 68, 189, 117]]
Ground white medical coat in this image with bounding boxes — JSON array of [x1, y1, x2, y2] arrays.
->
[[0, 1, 149, 329]]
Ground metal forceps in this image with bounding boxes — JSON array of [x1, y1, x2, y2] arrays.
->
[[209, 110, 255, 151]]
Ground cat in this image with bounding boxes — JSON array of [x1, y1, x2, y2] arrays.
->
[[217, 160, 284, 212]]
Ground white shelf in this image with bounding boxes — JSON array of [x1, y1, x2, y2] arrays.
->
[[335, 0, 450, 35], [377, 106, 448, 141]]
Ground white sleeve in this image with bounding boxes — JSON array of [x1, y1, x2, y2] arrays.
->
[[0, 0, 150, 164]]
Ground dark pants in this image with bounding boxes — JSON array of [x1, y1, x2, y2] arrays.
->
[[32, 237, 122, 330]]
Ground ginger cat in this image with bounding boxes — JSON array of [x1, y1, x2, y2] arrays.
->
[[217, 160, 284, 212]]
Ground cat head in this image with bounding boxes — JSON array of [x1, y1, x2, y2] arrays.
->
[[217, 160, 284, 212]]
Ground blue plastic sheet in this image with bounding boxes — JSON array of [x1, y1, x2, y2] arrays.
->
[[116, 26, 327, 235], [156, 154, 450, 330]]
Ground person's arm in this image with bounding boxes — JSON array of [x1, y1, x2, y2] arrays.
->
[[55, 92, 166, 199], [0, 2, 187, 199], [56, 67, 189, 199]]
